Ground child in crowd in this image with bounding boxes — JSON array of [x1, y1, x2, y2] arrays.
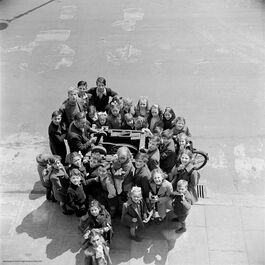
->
[[147, 104, 164, 134], [134, 116, 148, 130], [133, 152, 151, 205], [170, 179, 194, 233], [121, 113, 135, 130], [175, 133, 190, 167], [50, 156, 73, 215], [149, 168, 173, 221], [67, 169, 87, 217], [86, 105, 98, 128], [121, 97, 135, 118], [87, 77, 118, 112], [36, 153, 55, 200], [111, 147, 135, 196], [83, 230, 112, 265], [67, 152, 87, 178], [121, 186, 148, 242], [159, 129, 176, 180], [171, 150, 199, 202], [107, 103, 122, 129], [134, 96, 149, 118], [146, 136, 160, 171], [82, 200, 113, 244], [163, 107, 176, 130], [95, 111, 109, 129], [48, 110, 68, 165], [60, 87, 86, 128], [77, 80, 90, 106], [172, 116, 191, 139]]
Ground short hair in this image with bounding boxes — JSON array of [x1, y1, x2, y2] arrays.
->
[[175, 116, 186, 125], [117, 146, 132, 159], [77, 80, 87, 87], [161, 129, 173, 139], [51, 110, 62, 118], [88, 200, 102, 211], [129, 186, 142, 198], [68, 87, 78, 95], [124, 113, 133, 122], [177, 132, 188, 142], [50, 155, 62, 165], [149, 135, 161, 145], [177, 179, 188, 188], [70, 168, 82, 177], [123, 97, 133, 106], [97, 111, 108, 118], [151, 168, 166, 180], [96, 77, 106, 86], [181, 149, 193, 160], [134, 152, 149, 163], [74, 111, 86, 121], [87, 229, 102, 245], [70, 152, 81, 164]]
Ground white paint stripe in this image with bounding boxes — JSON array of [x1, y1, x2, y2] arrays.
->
[[60, 6, 77, 20], [35, 30, 71, 42]]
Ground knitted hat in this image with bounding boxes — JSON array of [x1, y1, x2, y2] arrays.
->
[[91, 145, 107, 155]]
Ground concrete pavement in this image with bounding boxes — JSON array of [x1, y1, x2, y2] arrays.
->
[[1, 185, 264, 265]]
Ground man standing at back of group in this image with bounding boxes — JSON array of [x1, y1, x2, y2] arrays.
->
[[87, 77, 118, 112]]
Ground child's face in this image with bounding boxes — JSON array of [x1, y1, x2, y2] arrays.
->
[[53, 160, 62, 170], [70, 175, 81, 185], [72, 156, 82, 167], [88, 108, 96, 118], [179, 138, 186, 146], [78, 85, 87, 92], [68, 91, 78, 102], [176, 120, 185, 130], [111, 108, 119, 116], [164, 111, 172, 120], [118, 153, 127, 164], [98, 166, 107, 178], [52, 115, 62, 126], [139, 100, 147, 109], [126, 118, 134, 127], [135, 159, 145, 169], [83, 153, 90, 163], [181, 153, 191, 165], [90, 235, 101, 248], [124, 102, 131, 110], [97, 82, 105, 93], [90, 206, 100, 217], [148, 140, 158, 152], [134, 119, 142, 130], [177, 185, 187, 194], [151, 107, 159, 117], [90, 158, 99, 168], [161, 136, 170, 145], [131, 193, 142, 204], [153, 173, 163, 185], [99, 116, 106, 124]]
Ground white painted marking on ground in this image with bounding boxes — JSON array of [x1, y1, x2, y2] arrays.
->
[[112, 8, 144, 31], [55, 57, 73, 69], [234, 144, 265, 182], [59, 6, 77, 20], [35, 30, 71, 42], [106, 43, 142, 65]]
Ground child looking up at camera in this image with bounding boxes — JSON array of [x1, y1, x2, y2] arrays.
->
[[121, 186, 148, 242], [170, 179, 194, 233]]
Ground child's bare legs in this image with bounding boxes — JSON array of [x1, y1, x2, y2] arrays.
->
[[129, 225, 142, 242], [114, 178, 123, 195]]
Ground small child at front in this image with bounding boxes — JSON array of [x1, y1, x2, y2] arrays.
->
[[67, 169, 87, 218], [111, 146, 135, 196], [82, 200, 113, 244], [121, 186, 148, 242], [107, 103, 122, 129], [83, 230, 112, 265], [170, 179, 194, 233]]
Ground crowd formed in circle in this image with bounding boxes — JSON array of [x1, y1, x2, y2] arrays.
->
[[36, 77, 200, 265]]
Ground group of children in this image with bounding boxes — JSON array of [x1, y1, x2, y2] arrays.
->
[[36, 77, 200, 265]]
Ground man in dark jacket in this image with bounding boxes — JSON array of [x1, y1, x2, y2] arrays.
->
[[67, 112, 97, 155], [87, 77, 118, 112]]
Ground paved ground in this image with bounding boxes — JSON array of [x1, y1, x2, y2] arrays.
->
[[1, 0, 265, 264]]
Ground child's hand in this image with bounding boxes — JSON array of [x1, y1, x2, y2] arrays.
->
[[132, 218, 138, 223]]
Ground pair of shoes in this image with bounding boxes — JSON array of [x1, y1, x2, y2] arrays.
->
[[171, 217, 179, 222], [175, 227, 187, 233], [130, 235, 142, 242]]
